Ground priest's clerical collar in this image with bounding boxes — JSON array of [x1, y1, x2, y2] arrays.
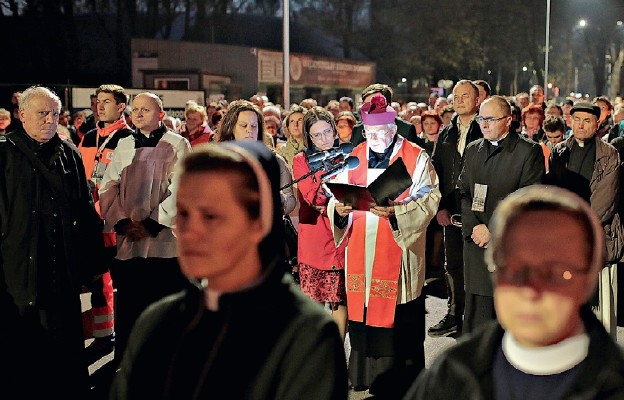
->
[[488, 131, 510, 146]]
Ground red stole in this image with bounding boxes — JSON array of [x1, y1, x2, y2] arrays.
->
[[346, 140, 420, 327]]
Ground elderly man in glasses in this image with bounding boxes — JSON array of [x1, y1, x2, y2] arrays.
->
[[458, 95, 544, 335], [545, 102, 622, 338], [404, 185, 624, 400], [328, 93, 440, 397]]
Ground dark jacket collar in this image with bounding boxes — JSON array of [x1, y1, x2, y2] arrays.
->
[[10, 129, 65, 165], [445, 305, 624, 399], [132, 124, 167, 147]]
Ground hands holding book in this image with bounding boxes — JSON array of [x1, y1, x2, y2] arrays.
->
[[327, 157, 412, 218], [335, 201, 396, 218]]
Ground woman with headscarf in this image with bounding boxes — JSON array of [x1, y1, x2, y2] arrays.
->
[[277, 104, 307, 168], [109, 141, 348, 399], [292, 106, 349, 340]]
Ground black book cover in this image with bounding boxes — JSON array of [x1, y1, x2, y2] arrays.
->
[[326, 157, 412, 210]]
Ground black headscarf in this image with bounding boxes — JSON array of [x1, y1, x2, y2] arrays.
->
[[221, 140, 285, 272]]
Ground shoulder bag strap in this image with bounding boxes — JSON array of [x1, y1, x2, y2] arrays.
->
[[7, 136, 69, 202]]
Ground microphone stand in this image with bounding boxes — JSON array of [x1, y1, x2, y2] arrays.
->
[[280, 154, 347, 191], [280, 163, 326, 191]]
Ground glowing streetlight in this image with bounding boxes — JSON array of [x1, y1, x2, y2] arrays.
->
[[579, 19, 587, 28]]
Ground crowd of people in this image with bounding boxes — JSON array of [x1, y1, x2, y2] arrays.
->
[[1, 80, 624, 399]]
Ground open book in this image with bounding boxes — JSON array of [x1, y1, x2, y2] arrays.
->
[[325, 157, 413, 210]]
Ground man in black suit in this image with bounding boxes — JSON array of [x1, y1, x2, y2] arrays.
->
[[351, 83, 422, 147], [428, 79, 483, 338], [458, 95, 544, 334]]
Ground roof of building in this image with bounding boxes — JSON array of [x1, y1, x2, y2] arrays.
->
[[157, 13, 370, 62]]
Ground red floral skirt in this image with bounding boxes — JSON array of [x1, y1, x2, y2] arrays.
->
[[298, 262, 347, 304]]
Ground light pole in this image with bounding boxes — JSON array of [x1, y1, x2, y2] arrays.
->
[[282, 0, 290, 110], [574, 19, 587, 97], [544, 0, 551, 100]]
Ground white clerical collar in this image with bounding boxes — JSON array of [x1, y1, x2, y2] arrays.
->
[[201, 279, 221, 311], [201, 274, 265, 311], [488, 131, 510, 146], [502, 330, 589, 375]]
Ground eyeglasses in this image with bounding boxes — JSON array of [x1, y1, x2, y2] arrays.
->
[[310, 128, 335, 140], [362, 128, 392, 140], [493, 262, 590, 289], [476, 116, 508, 125]]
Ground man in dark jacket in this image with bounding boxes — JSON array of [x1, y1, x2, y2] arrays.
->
[[351, 83, 422, 147], [0, 86, 106, 398], [545, 102, 622, 337], [404, 185, 624, 400], [428, 80, 482, 337], [458, 95, 544, 334]]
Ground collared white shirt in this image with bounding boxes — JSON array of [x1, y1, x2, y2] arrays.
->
[[457, 115, 476, 156]]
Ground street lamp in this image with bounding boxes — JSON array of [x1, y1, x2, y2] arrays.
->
[[572, 19, 587, 96]]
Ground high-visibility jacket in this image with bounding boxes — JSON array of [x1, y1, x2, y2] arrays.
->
[[79, 117, 132, 338], [79, 117, 133, 246]]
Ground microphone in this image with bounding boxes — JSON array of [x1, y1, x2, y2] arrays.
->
[[321, 156, 360, 181], [307, 142, 354, 164]]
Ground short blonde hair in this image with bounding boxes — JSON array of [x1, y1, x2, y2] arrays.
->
[[185, 103, 207, 121]]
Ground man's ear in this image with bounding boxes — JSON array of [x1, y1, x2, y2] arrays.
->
[[159, 111, 166, 121]]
